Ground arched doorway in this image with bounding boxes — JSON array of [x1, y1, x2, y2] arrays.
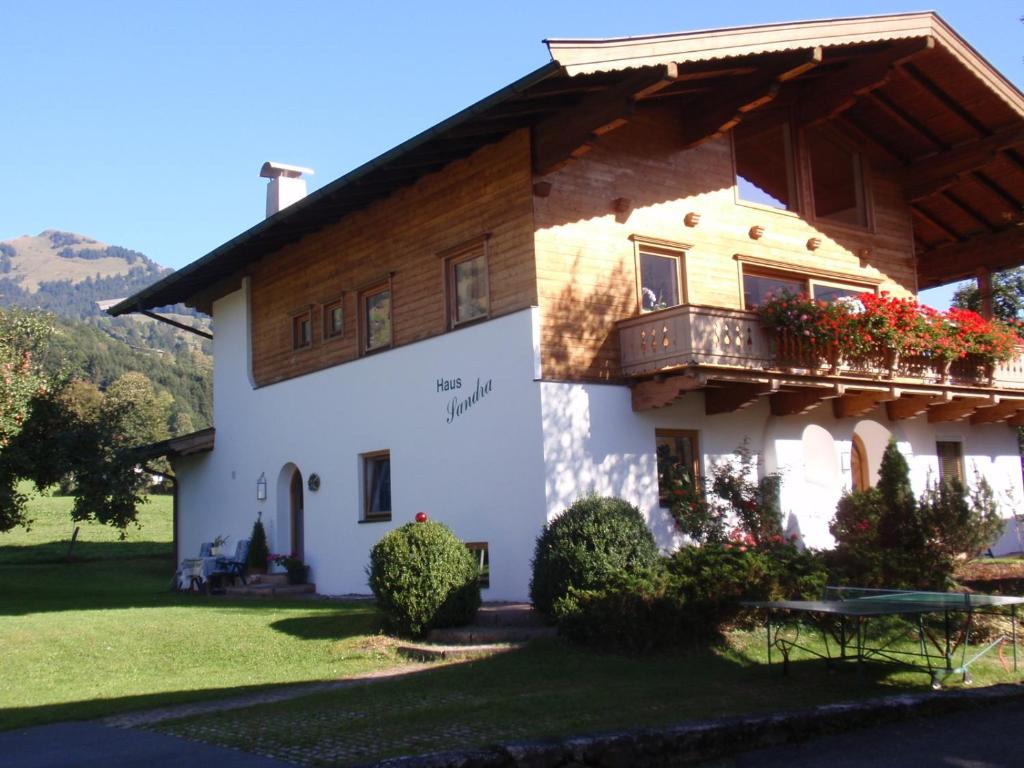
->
[[850, 434, 870, 491], [289, 468, 304, 560]]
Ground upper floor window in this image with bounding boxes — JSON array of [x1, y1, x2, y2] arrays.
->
[[360, 282, 392, 353], [447, 244, 489, 328], [323, 297, 344, 340], [632, 237, 689, 314], [733, 112, 797, 212], [808, 128, 867, 228], [292, 310, 312, 350], [742, 268, 874, 309]]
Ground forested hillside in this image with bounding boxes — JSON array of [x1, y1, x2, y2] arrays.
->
[[0, 230, 212, 433]]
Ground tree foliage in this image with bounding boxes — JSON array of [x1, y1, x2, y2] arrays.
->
[[952, 268, 1024, 323], [0, 371, 171, 532]]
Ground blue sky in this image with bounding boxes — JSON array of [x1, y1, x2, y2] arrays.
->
[[2, 1, 1021, 305]]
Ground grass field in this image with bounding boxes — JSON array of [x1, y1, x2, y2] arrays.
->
[[0, 489, 400, 731], [4, 490, 1022, 764]]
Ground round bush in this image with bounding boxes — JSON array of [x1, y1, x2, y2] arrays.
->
[[530, 495, 659, 616], [368, 521, 481, 637]]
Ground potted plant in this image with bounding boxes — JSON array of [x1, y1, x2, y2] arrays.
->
[[271, 553, 309, 585], [210, 534, 229, 557]]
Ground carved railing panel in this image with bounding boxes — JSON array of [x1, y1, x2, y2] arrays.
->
[[618, 305, 1024, 392]]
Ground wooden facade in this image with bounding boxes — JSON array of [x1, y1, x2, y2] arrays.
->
[[248, 131, 537, 387]]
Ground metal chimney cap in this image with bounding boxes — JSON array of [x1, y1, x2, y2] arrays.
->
[[259, 161, 314, 179]]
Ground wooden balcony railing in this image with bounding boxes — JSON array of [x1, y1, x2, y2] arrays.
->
[[618, 304, 1024, 392]]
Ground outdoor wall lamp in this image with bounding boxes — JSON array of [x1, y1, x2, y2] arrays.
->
[[256, 473, 267, 501]]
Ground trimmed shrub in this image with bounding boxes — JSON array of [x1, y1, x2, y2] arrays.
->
[[530, 495, 659, 616], [553, 566, 684, 653], [247, 513, 270, 572], [368, 521, 480, 638]]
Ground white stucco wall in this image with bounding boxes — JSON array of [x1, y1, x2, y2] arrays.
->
[[175, 291, 549, 600], [539, 383, 1024, 555]]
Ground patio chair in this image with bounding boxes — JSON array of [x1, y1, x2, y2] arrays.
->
[[199, 541, 213, 557], [213, 538, 251, 585]]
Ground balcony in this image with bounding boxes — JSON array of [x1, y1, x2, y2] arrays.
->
[[618, 304, 1024, 420]]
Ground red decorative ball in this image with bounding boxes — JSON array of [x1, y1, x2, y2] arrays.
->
[[415, 511, 428, 523]]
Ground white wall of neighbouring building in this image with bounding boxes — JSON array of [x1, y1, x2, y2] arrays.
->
[[174, 291, 550, 600]]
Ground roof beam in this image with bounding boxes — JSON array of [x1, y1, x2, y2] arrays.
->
[[770, 388, 830, 416], [797, 39, 933, 128], [917, 225, 1024, 287], [631, 372, 706, 411], [532, 64, 681, 175], [679, 48, 823, 150], [901, 124, 1024, 202], [705, 382, 774, 415], [902, 61, 992, 137], [833, 389, 895, 419], [911, 204, 961, 242], [927, 397, 988, 423], [868, 89, 947, 149], [970, 400, 1024, 425], [886, 393, 940, 421]]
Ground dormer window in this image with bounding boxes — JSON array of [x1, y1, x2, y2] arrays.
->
[[734, 112, 797, 212], [808, 127, 868, 228]]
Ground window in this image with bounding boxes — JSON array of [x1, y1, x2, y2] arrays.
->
[[465, 542, 490, 588], [936, 441, 964, 485], [447, 246, 489, 327], [360, 282, 392, 353], [742, 267, 874, 309], [733, 112, 797, 212], [639, 251, 681, 312], [808, 127, 867, 227], [291, 310, 311, 350], [362, 450, 391, 521], [323, 298, 344, 340], [655, 429, 700, 508]]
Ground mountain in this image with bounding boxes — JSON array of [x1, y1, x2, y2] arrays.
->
[[0, 230, 212, 432]]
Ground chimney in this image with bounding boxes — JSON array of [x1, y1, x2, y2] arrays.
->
[[260, 161, 314, 218]]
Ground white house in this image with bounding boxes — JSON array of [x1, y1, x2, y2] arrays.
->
[[114, 13, 1024, 600]]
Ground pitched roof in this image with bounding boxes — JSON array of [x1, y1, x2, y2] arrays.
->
[[110, 12, 1024, 316]]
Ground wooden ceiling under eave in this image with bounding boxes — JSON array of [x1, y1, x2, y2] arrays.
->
[[527, 36, 1024, 290]]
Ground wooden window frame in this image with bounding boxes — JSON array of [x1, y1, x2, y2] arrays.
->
[[805, 123, 873, 232], [441, 234, 491, 330], [465, 541, 490, 588], [655, 429, 701, 509], [630, 236, 690, 315], [936, 440, 965, 485], [359, 277, 393, 355], [322, 296, 345, 341], [291, 307, 312, 351], [736, 256, 881, 311], [731, 109, 800, 216], [361, 449, 392, 522]]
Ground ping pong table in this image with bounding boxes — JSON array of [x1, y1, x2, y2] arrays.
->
[[745, 587, 1024, 689]]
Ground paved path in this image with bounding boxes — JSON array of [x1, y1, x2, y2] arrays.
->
[[0, 721, 294, 768], [712, 699, 1024, 768]]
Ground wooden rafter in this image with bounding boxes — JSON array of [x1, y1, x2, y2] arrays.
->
[[886, 394, 940, 421], [838, 111, 909, 164], [796, 39, 933, 127], [630, 372, 706, 411], [705, 383, 774, 415], [678, 48, 823, 150], [770, 388, 830, 416], [868, 89, 947, 149], [901, 124, 1024, 202], [971, 401, 1024, 425], [911, 204, 961, 242], [833, 390, 893, 419], [942, 190, 997, 231], [902, 61, 992, 137], [532, 63, 682, 175], [917, 224, 1024, 287], [927, 397, 987, 423], [972, 170, 1020, 211]]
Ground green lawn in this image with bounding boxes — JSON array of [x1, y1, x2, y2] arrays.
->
[[0, 490, 401, 731], [4, 490, 1022, 764]]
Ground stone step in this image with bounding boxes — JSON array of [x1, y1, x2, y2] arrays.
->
[[426, 625, 556, 645], [396, 642, 525, 662], [223, 582, 316, 598], [473, 602, 548, 628], [247, 572, 291, 586]]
